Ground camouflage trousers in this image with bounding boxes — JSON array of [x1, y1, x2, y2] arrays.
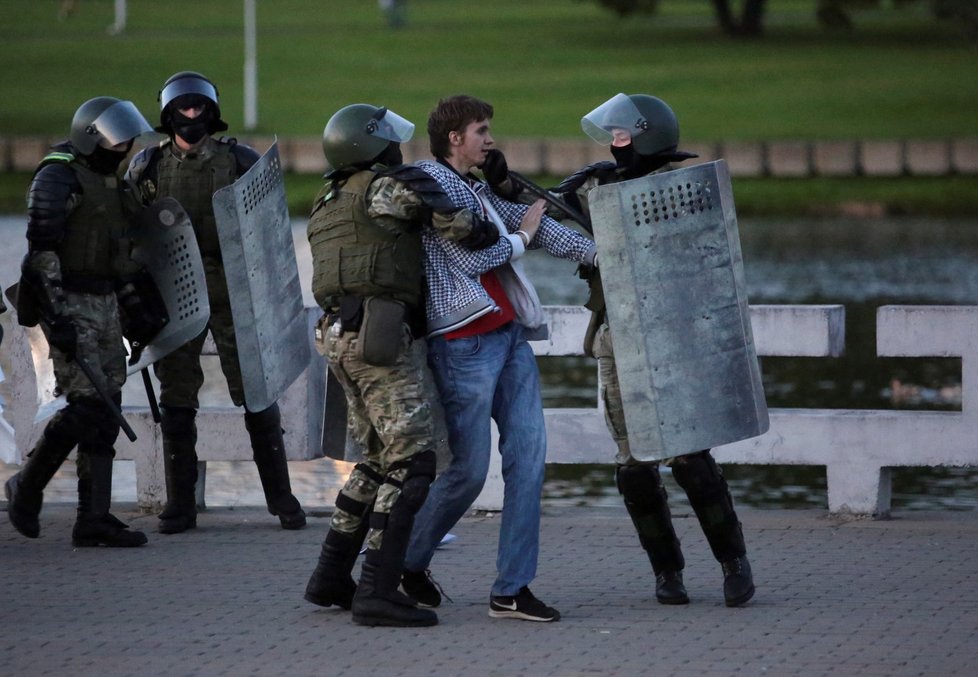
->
[[47, 290, 126, 401], [154, 257, 245, 409], [323, 318, 447, 550]]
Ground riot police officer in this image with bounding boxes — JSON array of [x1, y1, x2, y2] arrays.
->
[[125, 71, 305, 533], [5, 97, 158, 547], [551, 93, 755, 607], [303, 103, 498, 627]]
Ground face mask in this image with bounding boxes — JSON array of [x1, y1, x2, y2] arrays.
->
[[610, 143, 635, 169], [612, 143, 669, 179], [375, 142, 403, 167], [171, 109, 212, 145], [87, 144, 130, 174]]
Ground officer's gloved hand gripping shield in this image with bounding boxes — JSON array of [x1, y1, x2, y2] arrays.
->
[[588, 160, 769, 461], [212, 142, 310, 412]]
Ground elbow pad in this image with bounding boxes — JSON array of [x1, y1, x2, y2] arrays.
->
[[230, 141, 261, 176], [382, 164, 455, 213], [26, 163, 79, 250], [456, 217, 500, 250]]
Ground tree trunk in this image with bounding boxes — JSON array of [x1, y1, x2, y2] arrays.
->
[[710, 0, 768, 37]]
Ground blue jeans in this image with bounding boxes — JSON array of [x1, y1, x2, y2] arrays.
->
[[404, 322, 547, 596]]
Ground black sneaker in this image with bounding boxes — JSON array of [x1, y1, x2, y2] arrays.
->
[[488, 586, 560, 622], [400, 569, 447, 608]]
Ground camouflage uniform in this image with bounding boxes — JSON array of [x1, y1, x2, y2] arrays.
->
[[5, 142, 148, 547], [126, 135, 306, 532], [303, 162, 495, 621], [553, 153, 753, 606]]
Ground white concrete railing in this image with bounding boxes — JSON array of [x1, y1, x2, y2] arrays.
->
[[517, 304, 975, 517], [0, 307, 328, 508], [2, 304, 975, 517]]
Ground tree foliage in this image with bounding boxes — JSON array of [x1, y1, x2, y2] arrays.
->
[[586, 0, 978, 35]]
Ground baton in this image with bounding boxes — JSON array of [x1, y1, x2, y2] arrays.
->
[[141, 368, 161, 424], [9, 281, 137, 440], [508, 171, 592, 234], [127, 341, 161, 424], [72, 351, 138, 442]]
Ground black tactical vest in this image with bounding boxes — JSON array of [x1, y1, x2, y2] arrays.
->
[[155, 137, 237, 257], [307, 170, 424, 311], [57, 159, 131, 282]]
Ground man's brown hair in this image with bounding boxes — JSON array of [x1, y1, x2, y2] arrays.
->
[[427, 95, 494, 160]]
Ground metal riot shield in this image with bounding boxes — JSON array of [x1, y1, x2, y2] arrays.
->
[[212, 142, 309, 412], [126, 197, 210, 374], [588, 159, 768, 461]]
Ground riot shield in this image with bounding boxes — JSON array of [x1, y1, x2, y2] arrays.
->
[[126, 197, 210, 374], [212, 142, 309, 412], [588, 160, 768, 461]]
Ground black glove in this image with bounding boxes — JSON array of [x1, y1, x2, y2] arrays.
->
[[117, 279, 169, 348], [47, 316, 77, 360], [482, 149, 512, 191]]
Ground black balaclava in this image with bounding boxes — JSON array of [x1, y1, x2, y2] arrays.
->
[[613, 143, 671, 179], [86, 141, 133, 175], [374, 141, 403, 168], [168, 94, 213, 145]]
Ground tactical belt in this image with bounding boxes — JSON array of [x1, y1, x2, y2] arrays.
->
[[61, 272, 116, 295], [336, 295, 425, 338]]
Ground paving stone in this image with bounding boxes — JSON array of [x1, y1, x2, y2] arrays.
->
[[2, 505, 976, 676]]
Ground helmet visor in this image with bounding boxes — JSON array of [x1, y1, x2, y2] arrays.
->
[[160, 77, 219, 110], [90, 100, 155, 147], [367, 108, 415, 144], [581, 93, 649, 145]]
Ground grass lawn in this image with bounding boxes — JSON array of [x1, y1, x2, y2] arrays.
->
[[1, 0, 975, 140], [1, 0, 975, 215]]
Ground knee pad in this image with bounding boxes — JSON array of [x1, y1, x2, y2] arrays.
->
[[393, 450, 436, 514], [244, 402, 281, 435], [670, 450, 725, 499], [334, 463, 384, 518], [64, 396, 119, 450], [616, 463, 665, 509]]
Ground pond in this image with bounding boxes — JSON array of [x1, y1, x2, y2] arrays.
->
[[2, 214, 976, 511]]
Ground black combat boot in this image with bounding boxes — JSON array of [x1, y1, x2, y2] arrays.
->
[[351, 452, 437, 627], [353, 549, 437, 627], [305, 523, 368, 610], [158, 407, 199, 534], [721, 554, 754, 607], [5, 408, 81, 538], [672, 450, 755, 607], [616, 464, 689, 604], [245, 403, 306, 530], [72, 451, 147, 547]]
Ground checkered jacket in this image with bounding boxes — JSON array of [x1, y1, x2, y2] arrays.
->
[[417, 160, 597, 336]]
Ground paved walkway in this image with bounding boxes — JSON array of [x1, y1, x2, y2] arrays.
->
[[2, 504, 976, 676]]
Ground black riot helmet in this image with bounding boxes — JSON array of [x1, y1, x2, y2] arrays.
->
[[322, 103, 415, 172], [581, 93, 697, 163], [69, 96, 155, 156], [156, 71, 229, 137]]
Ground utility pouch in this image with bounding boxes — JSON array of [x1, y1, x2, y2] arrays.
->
[[8, 281, 40, 328], [357, 296, 406, 367]]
